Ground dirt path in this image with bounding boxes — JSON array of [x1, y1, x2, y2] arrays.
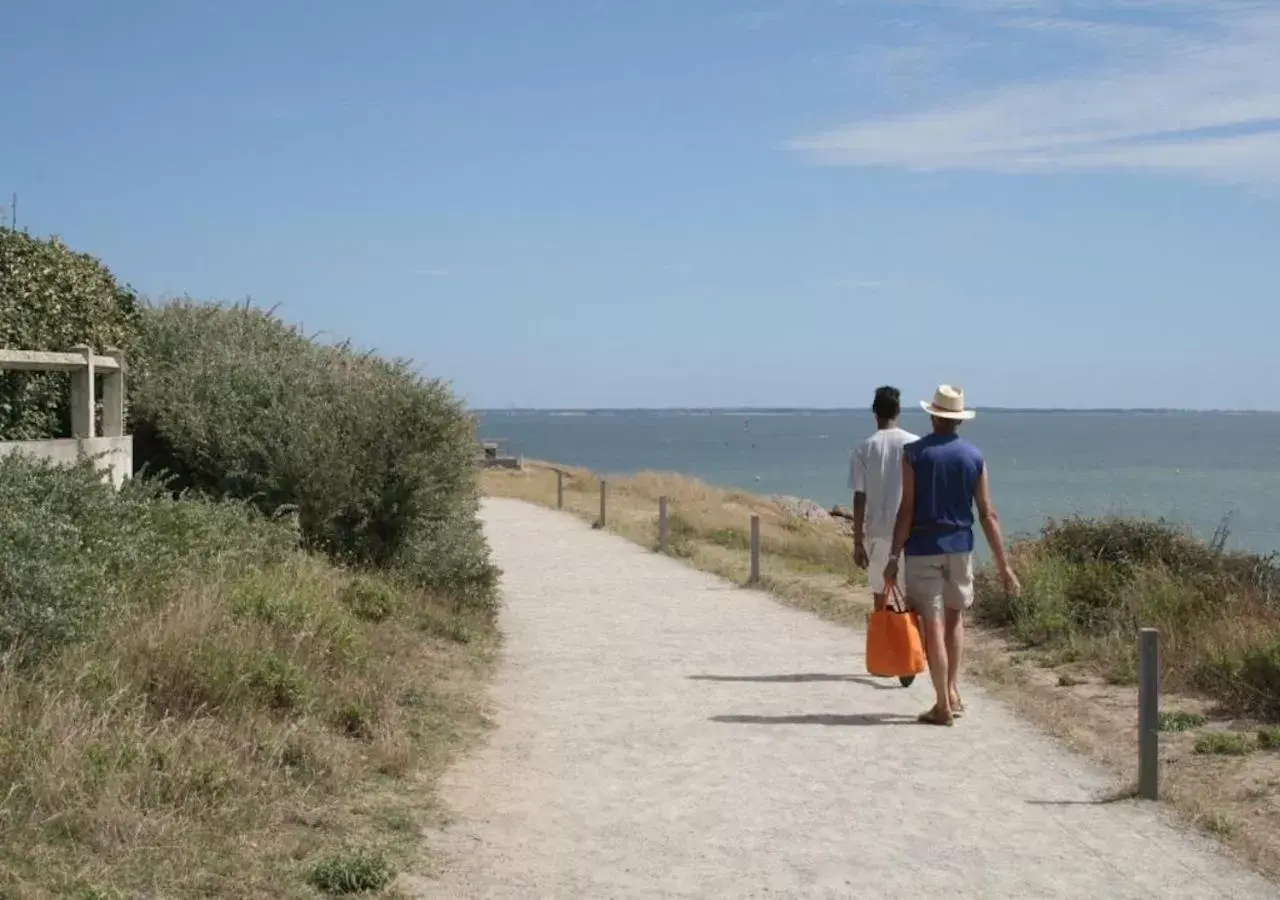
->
[[414, 498, 1276, 898]]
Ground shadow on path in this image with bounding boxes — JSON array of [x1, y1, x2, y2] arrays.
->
[[711, 713, 916, 727], [1026, 789, 1137, 808], [690, 673, 899, 690]]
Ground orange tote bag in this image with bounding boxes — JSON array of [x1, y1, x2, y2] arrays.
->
[[865, 585, 926, 678]]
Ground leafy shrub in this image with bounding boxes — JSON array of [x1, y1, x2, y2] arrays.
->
[[0, 455, 294, 666], [339, 575, 403, 623], [0, 228, 144, 440], [128, 301, 497, 614], [976, 516, 1280, 721], [1193, 637, 1280, 721], [1258, 725, 1280, 749]]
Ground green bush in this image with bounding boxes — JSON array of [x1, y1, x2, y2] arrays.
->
[[976, 516, 1280, 721], [0, 228, 144, 440], [128, 301, 497, 614], [1193, 637, 1280, 721], [0, 454, 294, 666]]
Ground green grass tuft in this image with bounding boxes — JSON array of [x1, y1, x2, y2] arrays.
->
[[1194, 731, 1255, 756], [305, 851, 395, 895], [1159, 711, 1208, 733]]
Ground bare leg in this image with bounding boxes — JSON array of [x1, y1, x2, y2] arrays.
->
[[920, 613, 951, 719], [945, 608, 965, 706]]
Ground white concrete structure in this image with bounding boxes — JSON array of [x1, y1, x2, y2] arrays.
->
[[0, 346, 132, 488]]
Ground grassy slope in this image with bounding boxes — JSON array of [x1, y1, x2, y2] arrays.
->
[[0, 557, 494, 899], [0, 460, 496, 899], [484, 460, 1280, 882]]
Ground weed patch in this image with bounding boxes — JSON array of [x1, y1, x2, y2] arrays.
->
[[1195, 731, 1256, 756]]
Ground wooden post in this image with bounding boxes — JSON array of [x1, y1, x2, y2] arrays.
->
[[658, 496, 669, 552], [748, 515, 761, 584], [556, 469, 564, 509], [597, 479, 607, 528], [68, 344, 95, 439], [1138, 628, 1160, 801]]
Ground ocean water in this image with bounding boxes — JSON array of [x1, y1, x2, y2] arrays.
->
[[475, 410, 1280, 557]]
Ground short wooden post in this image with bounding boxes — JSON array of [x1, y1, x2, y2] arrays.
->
[[1138, 628, 1161, 801], [556, 470, 564, 509], [748, 515, 761, 584], [597, 479, 607, 528], [68, 344, 95, 439], [658, 496, 669, 552]]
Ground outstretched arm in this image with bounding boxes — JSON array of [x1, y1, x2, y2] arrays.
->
[[975, 465, 1019, 594]]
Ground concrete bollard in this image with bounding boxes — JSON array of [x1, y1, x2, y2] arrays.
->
[[1138, 628, 1161, 801], [556, 469, 564, 509], [658, 496, 669, 552], [748, 515, 761, 584]]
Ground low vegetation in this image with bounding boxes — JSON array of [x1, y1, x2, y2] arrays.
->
[[1195, 731, 1256, 756], [975, 516, 1280, 721], [0, 456, 493, 897]]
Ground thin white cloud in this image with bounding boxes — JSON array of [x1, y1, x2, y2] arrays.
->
[[790, 5, 1280, 186], [415, 267, 451, 276]]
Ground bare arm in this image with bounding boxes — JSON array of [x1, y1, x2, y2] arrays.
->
[[850, 447, 869, 567], [889, 455, 914, 559], [975, 465, 1010, 571]]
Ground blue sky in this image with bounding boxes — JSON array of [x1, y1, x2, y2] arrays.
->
[[4, 0, 1279, 410]]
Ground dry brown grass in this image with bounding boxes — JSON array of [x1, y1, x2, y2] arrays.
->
[[0, 556, 495, 898], [484, 460, 1280, 884]]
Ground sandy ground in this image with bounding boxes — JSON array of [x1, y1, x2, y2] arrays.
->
[[412, 498, 1278, 899]]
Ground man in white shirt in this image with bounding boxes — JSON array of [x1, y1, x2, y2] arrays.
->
[[849, 386, 919, 612]]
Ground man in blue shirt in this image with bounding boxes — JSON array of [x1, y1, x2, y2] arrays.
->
[[883, 385, 1020, 726]]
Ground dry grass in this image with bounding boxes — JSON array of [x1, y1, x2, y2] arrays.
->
[[0, 556, 495, 898], [484, 460, 1280, 883]]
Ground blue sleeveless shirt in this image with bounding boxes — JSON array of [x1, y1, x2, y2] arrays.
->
[[903, 433, 984, 556]]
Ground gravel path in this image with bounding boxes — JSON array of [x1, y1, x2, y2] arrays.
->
[[416, 498, 1277, 899]]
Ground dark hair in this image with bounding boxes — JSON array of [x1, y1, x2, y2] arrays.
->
[[872, 386, 900, 421]]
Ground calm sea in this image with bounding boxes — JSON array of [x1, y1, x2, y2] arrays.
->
[[475, 410, 1280, 557]]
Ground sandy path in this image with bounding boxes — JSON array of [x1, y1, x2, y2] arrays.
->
[[415, 498, 1276, 899]]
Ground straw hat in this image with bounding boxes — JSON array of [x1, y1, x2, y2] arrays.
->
[[921, 385, 976, 420]]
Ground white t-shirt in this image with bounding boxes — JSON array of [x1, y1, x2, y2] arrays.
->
[[848, 426, 919, 541]]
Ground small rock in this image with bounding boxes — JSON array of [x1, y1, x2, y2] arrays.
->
[[770, 494, 832, 522]]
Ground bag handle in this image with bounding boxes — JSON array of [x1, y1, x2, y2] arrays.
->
[[885, 581, 910, 614]]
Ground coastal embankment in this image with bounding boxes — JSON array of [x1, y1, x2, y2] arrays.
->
[[483, 459, 1280, 881], [1, 226, 499, 897]]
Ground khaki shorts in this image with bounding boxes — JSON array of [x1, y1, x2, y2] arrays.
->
[[904, 553, 974, 620]]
